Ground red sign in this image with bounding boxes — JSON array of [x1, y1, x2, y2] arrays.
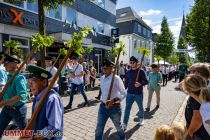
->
[[10, 8, 24, 25]]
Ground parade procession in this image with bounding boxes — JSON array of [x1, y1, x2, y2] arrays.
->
[[0, 0, 210, 140]]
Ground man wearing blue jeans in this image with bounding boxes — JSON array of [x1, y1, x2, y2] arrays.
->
[[0, 54, 28, 139], [64, 52, 88, 110], [123, 56, 148, 130], [95, 59, 126, 140]]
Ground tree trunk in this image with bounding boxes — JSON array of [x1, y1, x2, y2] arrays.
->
[[208, 4, 210, 63], [38, 0, 46, 68]]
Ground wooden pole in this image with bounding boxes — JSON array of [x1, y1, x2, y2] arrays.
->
[[135, 50, 146, 82], [50, 53, 61, 72], [22, 46, 73, 132], [106, 46, 122, 107], [0, 48, 36, 99]]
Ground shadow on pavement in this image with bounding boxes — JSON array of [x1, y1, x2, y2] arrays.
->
[[125, 124, 141, 139], [64, 99, 101, 114], [103, 124, 141, 140], [144, 107, 159, 119]]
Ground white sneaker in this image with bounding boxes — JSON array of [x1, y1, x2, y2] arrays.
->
[[139, 118, 144, 125], [122, 123, 127, 131]]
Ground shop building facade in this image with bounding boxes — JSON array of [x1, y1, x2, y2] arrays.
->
[[0, 0, 117, 74]]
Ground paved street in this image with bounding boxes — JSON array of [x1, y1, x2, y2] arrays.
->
[[3, 80, 187, 140]]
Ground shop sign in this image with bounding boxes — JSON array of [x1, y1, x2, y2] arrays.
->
[[0, 3, 39, 29]]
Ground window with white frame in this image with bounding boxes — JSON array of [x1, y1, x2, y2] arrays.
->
[[143, 27, 146, 36], [120, 12, 127, 17], [137, 24, 141, 33], [4, 0, 24, 8], [10, 36, 29, 48], [98, 23, 104, 34], [66, 7, 77, 23], [49, 6, 62, 20], [134, 40, 137, 48], [27, 0, 38, 12]]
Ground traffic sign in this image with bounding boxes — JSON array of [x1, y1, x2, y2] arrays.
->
[[175, 49, 194, 52]]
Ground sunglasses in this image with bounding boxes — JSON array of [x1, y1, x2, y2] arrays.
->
[[130, 61, 136, 64]]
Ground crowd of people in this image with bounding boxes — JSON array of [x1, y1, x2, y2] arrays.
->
[[0, 50, 210, 140]]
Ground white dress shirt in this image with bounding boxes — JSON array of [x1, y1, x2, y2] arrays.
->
[[72, 63, 84, 85], [46, 66, 59, 88], [100, 73, 126, 103]]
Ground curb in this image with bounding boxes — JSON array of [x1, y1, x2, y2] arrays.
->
[[171, 95, 189, 125]]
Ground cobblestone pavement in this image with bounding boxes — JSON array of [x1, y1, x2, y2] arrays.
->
[[2, 80, 187, 140]]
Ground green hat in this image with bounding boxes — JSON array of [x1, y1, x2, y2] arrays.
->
[[151, 63, 158, 68], [102, 58, 114, 68], [27, 65, 52, 79], [4, 54, 20, 64], [130, 56, 138, 62]]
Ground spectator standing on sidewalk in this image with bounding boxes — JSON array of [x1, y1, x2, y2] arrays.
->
[[0, 52, 7, 92], [123, 56, 148, 130], [90, 66, 97, 89], [180, 63, 210, 140], [95, 58, 126, 140], [153, 125, 175, 140], [118, 61, 125, 81], [145, 64, 162, 112]]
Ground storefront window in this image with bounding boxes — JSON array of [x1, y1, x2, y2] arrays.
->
[[27, 0, 38, 12], [4, 0, 24, 8], [66, 7, 76, 23], [10, 37, 29, 48], [49, 6, 62, 20]]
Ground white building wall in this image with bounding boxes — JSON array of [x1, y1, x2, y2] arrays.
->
[[119, 34, 153, 65], [0, 23, 37, 38], [77, 12, 114, 36], [105, 0, 116, 15], [0, 34, 2, 52]]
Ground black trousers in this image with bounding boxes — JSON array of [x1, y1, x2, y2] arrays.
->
[[162, 74, 168, 86]]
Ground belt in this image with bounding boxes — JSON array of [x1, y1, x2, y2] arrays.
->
[[5, 103, 24, 110], [101, 102, 120, 107]]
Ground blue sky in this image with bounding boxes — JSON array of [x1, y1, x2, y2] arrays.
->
[[116, 0, 194, 44]]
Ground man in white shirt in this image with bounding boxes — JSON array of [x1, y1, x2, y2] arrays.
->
[[64, 52, 88, 110], [45, 56, 59, 92], [95, 58, 126, 140], [161, 64, 168, 86]]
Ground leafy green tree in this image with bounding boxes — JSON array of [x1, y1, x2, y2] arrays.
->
[[155, 16, 175, 64], [3, 40, 20, 54], [186, 0, 210, 62], [135, 46, 150, 57], [168, 54, 179, 64], [177, 36, 189, 63]]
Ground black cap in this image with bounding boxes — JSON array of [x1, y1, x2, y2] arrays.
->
[[130, 56, 138, 62], [102, 58, 115, 68], [4, 54, 20, 64], [151, 63, 158, 68], [27, 65, 52, 79], [45, 56, 52, 61], [69, 51, 80, 60]]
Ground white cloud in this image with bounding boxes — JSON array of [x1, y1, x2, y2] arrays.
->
[[139, 9, 162, 16], [152, 24, 161, 34], [143, 19, 152, 26]]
